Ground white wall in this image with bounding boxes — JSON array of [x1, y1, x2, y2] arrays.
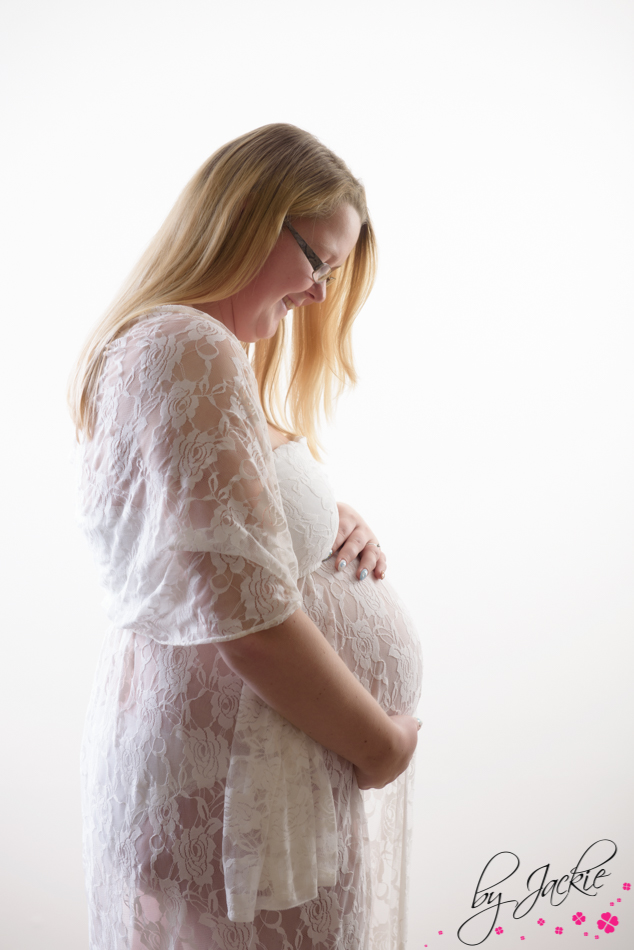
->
[[1, 1, 632, 947]]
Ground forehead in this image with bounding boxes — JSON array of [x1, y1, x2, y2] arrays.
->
[[297, 205, 362, 266]]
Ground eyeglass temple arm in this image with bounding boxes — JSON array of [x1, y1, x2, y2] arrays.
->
[[284, 221, 323, 272]]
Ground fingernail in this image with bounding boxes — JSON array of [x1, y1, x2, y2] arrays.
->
[[337, 559, 347, 571], [359, 568, 368, 581], [380, 571, 386, 579]]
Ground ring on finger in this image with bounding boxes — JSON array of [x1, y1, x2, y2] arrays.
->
[[366, 541, 381, 548]]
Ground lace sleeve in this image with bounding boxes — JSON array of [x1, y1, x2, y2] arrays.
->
[[81, 307, 303, 644]]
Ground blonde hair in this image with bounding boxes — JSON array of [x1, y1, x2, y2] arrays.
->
[[68, 123, 376, 459]]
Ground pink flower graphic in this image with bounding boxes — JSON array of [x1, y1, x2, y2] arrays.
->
[[538, 918, 545, 926], [573, 913, 586, 925], [610, 902, 614, 907], [495, 927, 503, 934], [623, 882, 631, 890], [617, 898, 621, 902], [584, 934, 588, 937], [556, 927, 563, 934], [597, 913, 619, 934]]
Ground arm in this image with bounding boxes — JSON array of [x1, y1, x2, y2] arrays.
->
[[145, 319, 414, 785], [217, 608, 418, 790]]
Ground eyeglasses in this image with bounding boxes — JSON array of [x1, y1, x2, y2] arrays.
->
[[284, 221, 333, 284]]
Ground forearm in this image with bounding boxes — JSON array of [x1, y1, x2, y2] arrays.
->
[[217, 608, 417, 787]]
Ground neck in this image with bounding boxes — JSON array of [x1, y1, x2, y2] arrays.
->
[[187, 299, 235, 335]]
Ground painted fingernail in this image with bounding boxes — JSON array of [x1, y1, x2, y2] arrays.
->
[[359, 568, 368, 581], [380, 571, 386, 579], [337, 559, 347, 571]]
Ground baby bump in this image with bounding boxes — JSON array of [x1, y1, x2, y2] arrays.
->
[[297, 560, 423, 716]]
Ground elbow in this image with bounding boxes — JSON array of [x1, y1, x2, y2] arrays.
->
[[216, 626, 281, 676], [216, 609, 301, 673], [217, 632, 260, 670]]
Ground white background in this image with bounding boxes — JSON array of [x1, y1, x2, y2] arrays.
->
[[1, 1, 632, 947]]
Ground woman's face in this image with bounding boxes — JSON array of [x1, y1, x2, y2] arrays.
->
[[200, 203, 362, 343]]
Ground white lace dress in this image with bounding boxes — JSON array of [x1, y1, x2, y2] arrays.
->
[[79, 306, 422, 950]]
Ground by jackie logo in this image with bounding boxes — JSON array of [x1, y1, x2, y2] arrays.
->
[[457, 839, 617, 945]]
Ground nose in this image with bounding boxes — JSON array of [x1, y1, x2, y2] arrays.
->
[[309, 279, 328, 303]]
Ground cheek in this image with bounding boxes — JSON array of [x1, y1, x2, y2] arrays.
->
[[237, 243, 311, 309], [247, 265, 285, 302], [259, 242, 313, 296], [234, 275, 273, 312]]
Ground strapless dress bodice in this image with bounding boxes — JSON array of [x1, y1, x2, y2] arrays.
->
[[273, 438, 339, 578]]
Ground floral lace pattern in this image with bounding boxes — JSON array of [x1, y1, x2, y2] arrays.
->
[[79, 307, 303, 645], [79, 307, 422, 950]]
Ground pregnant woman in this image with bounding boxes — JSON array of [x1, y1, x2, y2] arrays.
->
[[70, 123, 422, 950]]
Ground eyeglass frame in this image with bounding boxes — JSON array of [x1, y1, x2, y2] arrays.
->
[[284, 221, 333, 284]]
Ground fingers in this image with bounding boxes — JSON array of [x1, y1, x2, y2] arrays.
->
[[332, 537, 387, 581], [333, 530, 373, 573], [357, 544, 387, 581], [331, 502, 387, 581], [330, 511, 360, 558]]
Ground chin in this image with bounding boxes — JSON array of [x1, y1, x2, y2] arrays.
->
[[254, 314, 283, 341]]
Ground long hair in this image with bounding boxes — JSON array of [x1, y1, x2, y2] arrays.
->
[[68, 123, 377, 459]]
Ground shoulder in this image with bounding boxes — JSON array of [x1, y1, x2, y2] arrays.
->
[[125, 306, 244, 358], [117, 306, 251, 389]]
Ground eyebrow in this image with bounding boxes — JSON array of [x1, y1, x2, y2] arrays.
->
[[299, 227, 337, 264], [292, 224, 345, 270], [320, 245, 345, 267], [316, 247, 344, 269]]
